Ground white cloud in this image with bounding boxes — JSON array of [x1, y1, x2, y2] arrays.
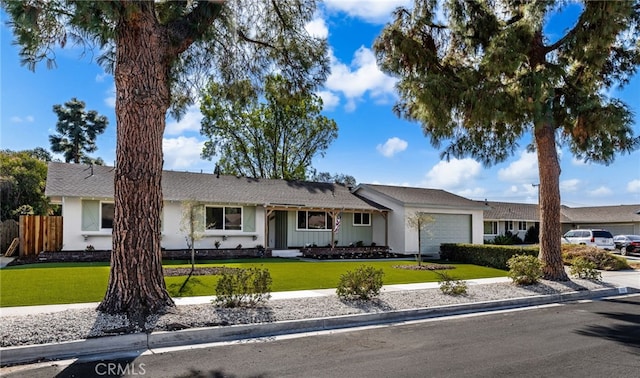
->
[[165, 105, 202, 135], [627, 179, 640, 193], [457, 187, 486, 199], [588, 186, 613, 197], [317, 90, 340, 111], [105, 84, 116, 108], [376, 137, 408, 157], [10, 115, 34, 123], [163, 136, 206, 170], [324, 0, 411, 24], [497, 151, 538, 183], [423, 158, 482, 189], [305, 16, 329, 38], [325, 47, 397, 111], [571, 157, 588, 166], [560, 179, 581, 193]]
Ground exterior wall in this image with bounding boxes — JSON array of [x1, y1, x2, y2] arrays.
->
[[285, 210, 373, 247], [61, 197, 266, 251], [355, 186, 484, 254], [354, 187, 406, 253], [62, 197, 113, 251], [561, 222, 640, 236], [483, 220, 535, 242]]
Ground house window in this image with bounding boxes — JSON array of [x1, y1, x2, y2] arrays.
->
[[518, 221, 527, 231], [101, 202, 114, 229], [506, 221, 514, 231], [353, 212, 371, 226], [484, 221, 498, 235], [206, 206, 242, 231], [297, 211, 332, 230]]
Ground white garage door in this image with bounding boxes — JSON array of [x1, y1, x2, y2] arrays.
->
[[580, 224, 635, 236], [420, 213, 472, 255]]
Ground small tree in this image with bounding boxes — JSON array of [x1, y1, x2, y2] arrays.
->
[[406, 212, 435, 266], [180, 201, 204, 273], [49, 98, 108, 164]]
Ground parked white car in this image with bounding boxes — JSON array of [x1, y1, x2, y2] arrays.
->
[[562, 229, 615, 250]]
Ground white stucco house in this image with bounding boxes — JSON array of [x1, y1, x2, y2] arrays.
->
[[45, 162, 488, 255], [352, 184, 486, 255]]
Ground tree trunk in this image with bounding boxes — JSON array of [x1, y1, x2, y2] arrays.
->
[[535, 121, 569, 281], [97, 5, 174, 326]]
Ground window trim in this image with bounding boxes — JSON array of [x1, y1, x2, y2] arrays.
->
[[100, 201, 114, 230], [518, 221, 527, 231], [353, 212, 371, 227], [296, 210, 332, 231], [505, 220, 514, 231], [204, 205, 243, 231], [484, 221, 498, 235]]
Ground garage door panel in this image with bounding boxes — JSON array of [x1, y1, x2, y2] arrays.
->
[[420, 213, 471, 254]]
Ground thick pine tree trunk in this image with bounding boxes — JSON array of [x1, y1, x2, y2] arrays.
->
[[535, 121, 569, 281], [97, 5, 174, 326]]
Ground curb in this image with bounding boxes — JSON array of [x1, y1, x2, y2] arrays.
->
[[1, 287, 635, 366]]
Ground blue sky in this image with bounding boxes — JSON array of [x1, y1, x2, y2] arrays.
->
[[1, 1, 638, 207]]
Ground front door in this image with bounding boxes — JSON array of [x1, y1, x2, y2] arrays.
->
[[274, 211, 288, 249]]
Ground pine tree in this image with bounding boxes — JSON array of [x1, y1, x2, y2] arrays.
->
[[2, 0, 328, 325], [375, 0, 639, 280], [49, 98, 108, 164]]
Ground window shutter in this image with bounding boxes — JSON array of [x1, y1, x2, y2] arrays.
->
[[243, 206, 256, 232], [82, 200, 99, 231]]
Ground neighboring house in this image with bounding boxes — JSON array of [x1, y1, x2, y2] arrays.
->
[[483, 201, 542, 241], [560, 205, 640, 235], [352, 184, 487, 255], [45, 162, 390, 251], [483, 201, 640, 241]]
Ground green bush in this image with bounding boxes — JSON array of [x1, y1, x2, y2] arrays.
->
[[440, 243, 538, 270], [437, 272, 468, 296], [523, 225, 539, 244], [489, 231, 523, 245], [569, 257, 602, 281], [562, 245, 630, 271], [507, 254, 543, 285], [336, 265, 384, 300], [214, 267, 272, 307]]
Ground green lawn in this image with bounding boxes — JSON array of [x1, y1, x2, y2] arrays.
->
[[0, 259, 507, 307]]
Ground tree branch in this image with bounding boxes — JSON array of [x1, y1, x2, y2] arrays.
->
[[166, 1, 224, 56]]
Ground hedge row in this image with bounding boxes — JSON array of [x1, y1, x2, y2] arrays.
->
[[440, 243, 538, 270]]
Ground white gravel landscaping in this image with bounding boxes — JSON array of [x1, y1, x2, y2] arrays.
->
[[0, 278, 612, 348]]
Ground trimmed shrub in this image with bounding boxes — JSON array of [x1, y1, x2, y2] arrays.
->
[[524, 225, 539, 244], [440, 243, 538, 270], [569, 257, 602, 281], [336, 265, 384, 300], [437, 272, 468, 296], [214, 267, 272, 307], [507, 254, 543, 285], [562, 245, 630, 271]]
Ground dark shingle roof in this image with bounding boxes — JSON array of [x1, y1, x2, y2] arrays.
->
[[561, 205, 640, 223], [357, 184, 486, 209], [484, 201, 541, 221], [45, 162, 387, 211], [483, 201, 640, 223]]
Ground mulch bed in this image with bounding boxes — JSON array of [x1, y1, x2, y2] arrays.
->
[[392, 264, 455, 271], [163, 267, 240, 277]]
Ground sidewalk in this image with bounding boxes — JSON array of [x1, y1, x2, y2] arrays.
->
[[1, 271, 637, 367], [0, 277, 512, 317]]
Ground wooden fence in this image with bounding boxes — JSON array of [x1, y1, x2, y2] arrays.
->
[[1, 219, 19, 254], [19, 215, 63, 256]]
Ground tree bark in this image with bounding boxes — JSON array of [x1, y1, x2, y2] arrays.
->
[[97, 5, 174, 326], [535, 120, 569, 281]]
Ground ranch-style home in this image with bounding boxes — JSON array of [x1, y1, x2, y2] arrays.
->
[[483, 201, 640, 241], [44, 162, 486, 255]]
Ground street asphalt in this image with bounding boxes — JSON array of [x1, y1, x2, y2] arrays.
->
[[0, 267, 638, 367]]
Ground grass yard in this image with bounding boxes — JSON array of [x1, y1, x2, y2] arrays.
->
[[0, 258, 507, 307]]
